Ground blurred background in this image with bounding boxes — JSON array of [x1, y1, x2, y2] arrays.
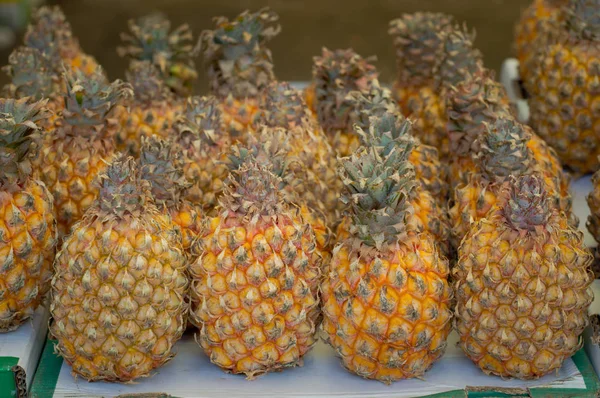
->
[[0, 0, 531, 89]]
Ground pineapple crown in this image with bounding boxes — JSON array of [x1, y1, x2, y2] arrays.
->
[[0, 98, 49, 187], [96, 156, 152, 219], [3, 47, 60, 100], [356, 111, 415, 159], [254, 81, 311, 129], [176, 95, 224, 147], [474, 117, 534, 182], [500, 174, 552, 232], [62, 67, 133, 128], [349, 79, 400, 133], [118, 13, 198, 96], [564, 0, 600, 40], [447, 68, 513, 156], [200, 8, 280, 99], [126, 60, 172, 104], [227, 126, 289, 179], [139, 136, 189, 207], [313, 48, 379, 133], [436, 25, 484, 89], [388, 12, 455, 85]]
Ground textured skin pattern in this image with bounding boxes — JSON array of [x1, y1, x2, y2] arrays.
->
[[0, 181, 56, 331], [454, 214, 593, 379], [321, 234, 452, 383], [50, 217, 188, 381], [190, 213, 321, 378], [587, 169, 600, 242], [220, 97, 260, 139]]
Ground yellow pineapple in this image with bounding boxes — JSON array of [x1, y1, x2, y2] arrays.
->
[[0, 98, 57, 331], [455, 174, 593, 378], [50, 157, 188, 381], [37, 68, 132, 237], [321, 137, 452, 383], [525, 0, 600, 173], [189, 160, 322, 378], [200, 8, 280, 137]]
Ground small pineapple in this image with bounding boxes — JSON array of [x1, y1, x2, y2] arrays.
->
[[455, 174, 593, 378], [525, 0, 600, 173], [321, 141, 452, 383], [37, 68, 133, 237], [388, 12, 455, 157], [312, 48, 379, 157], [200, 8, 280, 136], [0, 98, 57, 332], [115, 61, 184, 156], [118, 13, 198, 97], [51, 157, 188, 381], [189, 160, 322, 378]]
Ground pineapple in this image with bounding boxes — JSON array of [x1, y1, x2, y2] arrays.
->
[[175, 96, 230, 213], [118, 13, 198, 97], [525, 0, 600, 173], [23, 6, 100, 77], [37, 68, 133, 237], [189, 160, 322, 378], [455, 174, 593, 378], [115, 61, 184, 156], [586, 161, 600, 242], [50, 157, 188, 381], [0, 98, 57, 332], [138, 136, 203, 255], [312, 48, 379, 157], [321, 139, 452, 383], [388, 12, 455, 157], [200, 8, 280, 137]]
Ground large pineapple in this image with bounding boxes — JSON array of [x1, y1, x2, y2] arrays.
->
[[525, 0, 600, 173], [115, 61, 183, 156], [37, 68, 132, 237], [312, 48, 379, 157], [455, 174, 593, 378], [200, 8, 280, 137], [321, 141, 452, 383], [388, 12, 455, 157], [51, 157, 188, 381], [23, 6, 100, 77], [189, 161, 322, 378], [118, 13, 198, 97], [0, 98, 57, 332]]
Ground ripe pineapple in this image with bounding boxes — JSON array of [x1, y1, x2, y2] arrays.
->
[[321, 140, 452, 383], [37, 68, 133, 237], [0, 98, 57, 332], [388, 12, 455, 157], [138, 136, 203, 255], [23, 6, 100, 77], [455, 174, 593, 378], [175, 96, 230, 213], [189, 160, 322, 378], [118, 13, 198, 97], [115, 61, 183, 156], [51, 157, 188, 381], [200, 8, 280, 137], [525, 0, 600, 173]]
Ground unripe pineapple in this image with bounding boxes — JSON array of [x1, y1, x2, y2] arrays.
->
[[455, 174, 593, 379], [0, 98, 57, 332], [322, 140, 452, 383], [525, 0, 600, 173], [175, 96, 230, 213], [115, 61, 184, 156], [118, 13, 198, 97], [37, 68, 133, 237], [388, 12, 455, 157], [51, 157, 188, 381], [200, 8, 280, 136], [312, 48, 379, 157], [138, 136, 203, 255], [189, 160, 322, 378], [23, 6, 100, 77]]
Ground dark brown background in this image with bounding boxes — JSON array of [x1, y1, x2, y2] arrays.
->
[[4, 0, 532, 89]]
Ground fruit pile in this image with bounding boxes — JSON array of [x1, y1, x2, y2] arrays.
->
[[0, 0, 598, 387]]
